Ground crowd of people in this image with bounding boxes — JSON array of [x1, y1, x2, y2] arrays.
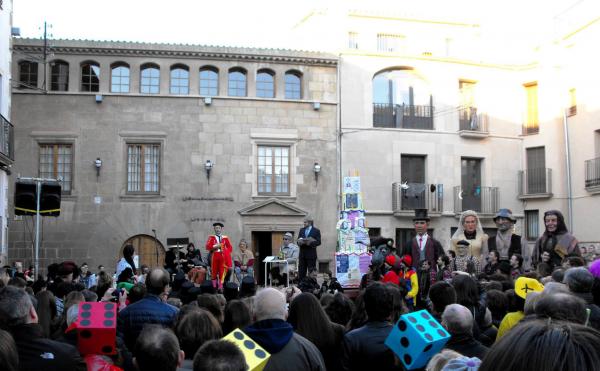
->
[[0, 208, 600, 371]]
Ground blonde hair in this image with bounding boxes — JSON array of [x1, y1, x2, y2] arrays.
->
[[426, 349, 462, 371]]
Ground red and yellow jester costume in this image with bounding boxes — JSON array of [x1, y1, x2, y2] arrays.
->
[[205, 223, 233, 288]]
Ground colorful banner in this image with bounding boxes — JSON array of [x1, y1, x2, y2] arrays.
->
[[336, 176, 372, 288]]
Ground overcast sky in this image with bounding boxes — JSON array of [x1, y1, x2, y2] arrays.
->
[[12, 0, 318, 48]]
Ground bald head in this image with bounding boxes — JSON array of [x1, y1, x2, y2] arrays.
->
[[442, 304, 473, 336], [254, 288, 286, 321], [147, 268, 170, 295]]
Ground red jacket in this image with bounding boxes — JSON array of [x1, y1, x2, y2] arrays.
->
[[205, 235, 233, 267]]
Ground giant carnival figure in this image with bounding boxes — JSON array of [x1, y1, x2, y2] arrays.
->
[[360, 236, 398, 289]]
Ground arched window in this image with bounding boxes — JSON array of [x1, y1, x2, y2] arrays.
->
[[170, 64, 189, 95], [111, 62, 130, 93], [50, 60, 69, 91], [256, 69, 275, 98], [81, 61, 100, 92], [140, 64, 160, 94], [228, 68, 247, 97], [199, 66, 219, 96], [372, 68, 433, 129], [284, 71, 302, 99], [18, 61, 38, 89]]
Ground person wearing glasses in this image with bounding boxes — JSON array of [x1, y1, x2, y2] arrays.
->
[[276, 232, 299, 284]]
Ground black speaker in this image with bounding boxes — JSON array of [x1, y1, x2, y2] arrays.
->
[[14, 181, 37, 216], [40, 182, 61, 217]]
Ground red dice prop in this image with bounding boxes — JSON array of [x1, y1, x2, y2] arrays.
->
[[76, 302, 118, 355]]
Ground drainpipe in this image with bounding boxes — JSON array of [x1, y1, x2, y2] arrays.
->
[[336, 55, 342, 215], [563, 109, 574, 233]]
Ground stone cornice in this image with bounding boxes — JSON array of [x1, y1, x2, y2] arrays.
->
[[13, 38, 338, 66]]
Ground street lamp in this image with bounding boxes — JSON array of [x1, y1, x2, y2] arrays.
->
[[94, 158, 102, 177], [313, 162, 321, 183], [205, 160, 213, 183]]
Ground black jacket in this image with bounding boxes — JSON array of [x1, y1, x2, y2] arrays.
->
[[10, 323, 87, 371], [341, 321, 397, 371], [444, 333, 489, 360]]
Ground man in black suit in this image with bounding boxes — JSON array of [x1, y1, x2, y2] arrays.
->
[[403, 209, 445, 270], [297, 217, 321, 280]]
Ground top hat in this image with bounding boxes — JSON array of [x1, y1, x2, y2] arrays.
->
[[413, 209, 430, 222], [493, 209, 516, 223], [212, 222, 224, 228]]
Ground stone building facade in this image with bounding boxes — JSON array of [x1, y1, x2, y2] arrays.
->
[[10, 38, 338, 280]]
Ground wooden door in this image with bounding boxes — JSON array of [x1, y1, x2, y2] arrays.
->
[[271, 232, 288, 256], [119, 234, 165, 269]]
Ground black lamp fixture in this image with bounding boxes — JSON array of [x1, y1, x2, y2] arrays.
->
[[313, 162, 321, 183], [94, 158, 102, 177], [205, 160, 213, 183]]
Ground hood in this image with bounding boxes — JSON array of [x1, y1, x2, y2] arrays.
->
[[244, 319, 294, 354]]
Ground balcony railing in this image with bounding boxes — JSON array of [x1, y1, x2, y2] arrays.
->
[[0, 114, 14, 163], [453, 186, 498, 215], [585, 157, 600, 190], [458, 107, 488, 133], [373, 103, 434, 130], [518, 168, 552, 198], [392, 182, 443, 214]]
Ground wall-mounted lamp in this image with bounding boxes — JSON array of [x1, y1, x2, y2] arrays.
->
[[313, 102, 321, 111], [205, 160, 213, 183], [313, 162, 321, 183], [204, 97, 212, 106], [95, 94, 103, 103], [94, 158, 102, 177]]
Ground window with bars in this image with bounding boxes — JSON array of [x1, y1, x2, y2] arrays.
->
[[199, 66, 218, 96], [525, 210, 539, 241], [111, 64, 130, 93], [19, 61, 38, 89], [256, 70, 275, 98], [140, 65, 160, 94], [127, 144, 160, 194], [377, 34, 405, 53], [50, 61, 69, 91], [228, 68, 247, 97], [284, 71, 301, 99], [257, 146, 290, 195], [170, 65, 189, 95], [39, 144, 73, 194], [81, 62, 100, 92]]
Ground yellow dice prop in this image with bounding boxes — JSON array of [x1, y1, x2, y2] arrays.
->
[[223, 329, 271, 371]]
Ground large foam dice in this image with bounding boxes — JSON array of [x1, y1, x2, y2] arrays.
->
[[385, 310, 450, 370], [223, 329, 271, 371], [76, 302, 117, 355]]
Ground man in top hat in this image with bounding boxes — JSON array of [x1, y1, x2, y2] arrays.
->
[[205, 222, 233, 289], [402, 209, 445, 270], [488, 208, 523, 264]]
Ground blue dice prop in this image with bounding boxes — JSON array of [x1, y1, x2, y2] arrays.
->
[[384, 310, 450, 370]]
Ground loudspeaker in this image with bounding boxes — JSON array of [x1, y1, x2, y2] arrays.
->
[[40, 182, 61, 216], [14, 181, 37, 216]]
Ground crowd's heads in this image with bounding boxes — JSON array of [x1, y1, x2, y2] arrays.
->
[[563, 267, 594, 293], [222, 300, 251, 335], [57, 261, 79, 282], [442, 304, 473, 336], [428, 281, 457, 315], [324, 292, 354, 327], [239, 276, 256, 298], [193, 339, 248, 371], [510, 254, 523, 269], [364, 281, 393, 322], [452, 275, 479, 308], [223, 282, 239, 302], [135, 325, 184, 371], [0, 329, 18, 371], [480, 320, 600, 371], [254, 288, 286, 321], [175, 308, 222, 359], [146, 268, 170, 295], [197, 294, 223, 323], [534, 293, 587, 324], [425, 349, 462, 371], [0, 286, 35, 328]]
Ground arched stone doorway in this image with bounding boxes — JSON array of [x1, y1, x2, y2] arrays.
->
[[119, 234, 165, 269]]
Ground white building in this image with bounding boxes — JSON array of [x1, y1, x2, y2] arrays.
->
[[0, 0, 15, 265]]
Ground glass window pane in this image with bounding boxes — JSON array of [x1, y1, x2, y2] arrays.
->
[[285, 73, 301, 99], [141, 67, 160, 94], [228, 71, 246, 97]]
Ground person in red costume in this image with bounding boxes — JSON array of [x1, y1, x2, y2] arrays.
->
[[205, 222, 233, 289]]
